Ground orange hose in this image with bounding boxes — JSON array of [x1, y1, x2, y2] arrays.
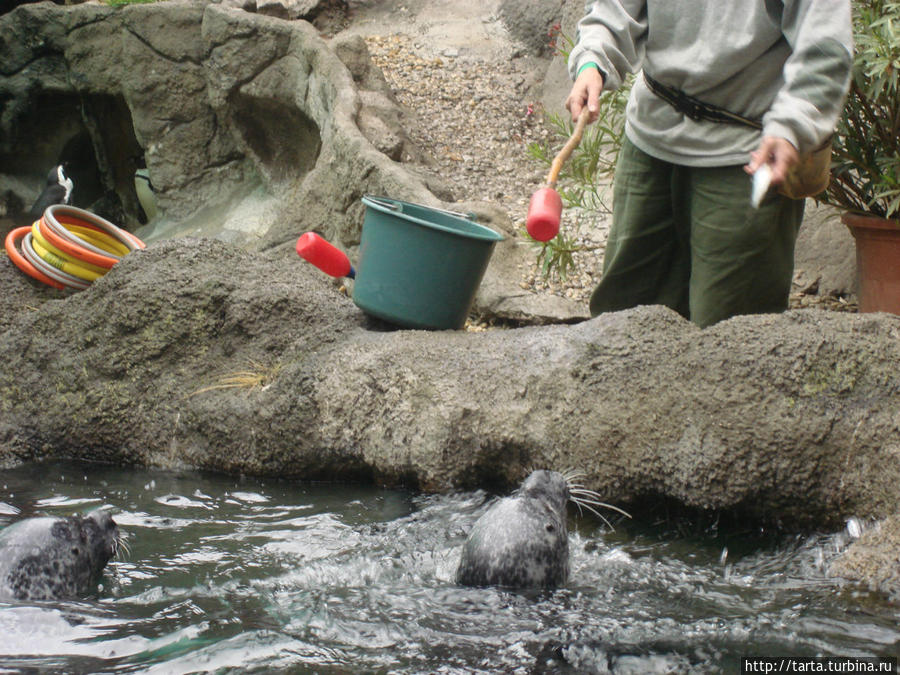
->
[[54, 213, 145, 251], [37, 216, 119, 269], [5, 206, 145, 290], [4, 226, 66, 290]]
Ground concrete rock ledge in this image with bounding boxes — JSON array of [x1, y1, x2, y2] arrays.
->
[[0, 0, 435, 246], [1, 238, 898, 534]]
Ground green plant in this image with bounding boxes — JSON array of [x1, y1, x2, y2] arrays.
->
[[821, 0, 900, 220], [526, 77, 632, 280]]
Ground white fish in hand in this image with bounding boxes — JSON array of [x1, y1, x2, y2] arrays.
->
[[751, 163, 773, 209]]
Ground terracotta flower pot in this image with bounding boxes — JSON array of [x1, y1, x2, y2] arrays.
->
[[841, 212, 900, 314]]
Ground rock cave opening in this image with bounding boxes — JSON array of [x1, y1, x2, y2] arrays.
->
[[1, 92, 151, 229], [230, 92, 322, 183]]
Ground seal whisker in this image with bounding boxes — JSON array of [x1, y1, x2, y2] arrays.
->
[[116, 534, 131, 560], [569, 487, 620, 504], [569, 491, 610, 505], [570, 497, 632, 519], [562, 469, 586, 483], [571, 500, 616, 530], [569, 493, 632, 519], [572, 500, 585, 518], [568, 486, 604, 498]]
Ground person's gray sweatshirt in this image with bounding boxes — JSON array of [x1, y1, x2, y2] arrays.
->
[[568, 0, 853, 166]]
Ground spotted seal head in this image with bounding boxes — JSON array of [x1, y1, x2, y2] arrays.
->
[[0, 509, 120, 601], [456, 470, 628, 589]]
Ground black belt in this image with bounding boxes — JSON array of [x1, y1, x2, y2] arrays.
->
[[642, 72, 762, 130]]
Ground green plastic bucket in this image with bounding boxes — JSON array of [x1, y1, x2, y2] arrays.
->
[[353, 196, 504, 330]]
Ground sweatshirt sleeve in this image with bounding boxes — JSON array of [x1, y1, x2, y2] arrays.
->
[[567, 0, 648, 91], [762, 0, 853, 152]]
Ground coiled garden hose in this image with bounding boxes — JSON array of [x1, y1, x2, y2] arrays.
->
[[4, 204, 145, 290]]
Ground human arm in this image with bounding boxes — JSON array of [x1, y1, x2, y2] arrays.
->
[[565, 0, 647, 123], [565, 64, 604, 124], [748, 0, 852, 184], [745, 136, 799, 187]]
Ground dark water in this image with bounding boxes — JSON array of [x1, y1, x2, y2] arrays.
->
[[0, 460, 897, 674]]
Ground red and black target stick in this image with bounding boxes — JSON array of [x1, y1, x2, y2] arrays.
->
[[525, 106, 591, 242]]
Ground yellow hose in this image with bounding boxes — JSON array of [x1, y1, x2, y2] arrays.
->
[[29, 232, 103, 281], [5, 205, 146, 290], [65, 224, 131, 256], [30, 223, 108, 277]]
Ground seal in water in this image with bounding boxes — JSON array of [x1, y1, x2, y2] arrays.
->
[[0, 509, 120, 601], [456, 470, 628, 589]]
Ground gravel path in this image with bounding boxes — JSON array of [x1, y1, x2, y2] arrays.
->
[[365, 32, 607, 306]]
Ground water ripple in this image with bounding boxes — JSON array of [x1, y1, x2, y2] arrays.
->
[[0, 460, 896, 673]]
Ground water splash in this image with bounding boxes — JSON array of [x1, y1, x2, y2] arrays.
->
[[0, 461, 896, 673]]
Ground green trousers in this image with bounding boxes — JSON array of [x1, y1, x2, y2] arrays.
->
[[590, 137, 805, 328]]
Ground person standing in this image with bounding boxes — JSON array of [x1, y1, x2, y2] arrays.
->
[[566, 1, 853, 327]]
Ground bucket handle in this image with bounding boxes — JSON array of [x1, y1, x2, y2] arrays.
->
[[365, 196, 478, 221]]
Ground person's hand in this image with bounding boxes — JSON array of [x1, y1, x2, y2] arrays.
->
[[565, 67, 604, 124], [745, 136, 799, 186]]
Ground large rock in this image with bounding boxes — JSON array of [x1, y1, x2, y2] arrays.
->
[[0, 0, 435, 245], [0, 0, 584, 325], [1, 239, 898, 532], [793, 202, 857, 298], [539, 0, 585, 116], [498, 0, 566, 57], [831, 516, 900, 600], [252, 0, 344, 23]]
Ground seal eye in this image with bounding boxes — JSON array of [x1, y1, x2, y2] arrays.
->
[[545, 524, 555, 532]]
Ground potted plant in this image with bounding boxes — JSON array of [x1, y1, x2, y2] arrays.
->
[[820, 0, 900, 313]]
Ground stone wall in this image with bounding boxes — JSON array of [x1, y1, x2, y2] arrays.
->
[[0, 0, 436, 246]]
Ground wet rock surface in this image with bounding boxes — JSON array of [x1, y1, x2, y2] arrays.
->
[[831, 516, 900, 602], [1, 239, 898, 534]]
